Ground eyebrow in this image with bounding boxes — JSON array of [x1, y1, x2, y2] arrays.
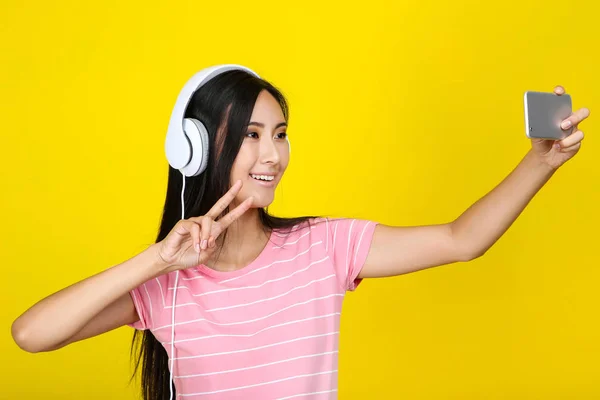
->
[[248, 121, 288, 129]]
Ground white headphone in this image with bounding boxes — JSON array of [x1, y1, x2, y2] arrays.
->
[[165, 64, 261, 176]]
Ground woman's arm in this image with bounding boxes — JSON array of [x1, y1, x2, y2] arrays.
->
[[358, 149, 557, 278], [11, 243, 166, 353], [451, 149, 556, 258], [359, 86, 589, 279], [12, 180, 258, 352]]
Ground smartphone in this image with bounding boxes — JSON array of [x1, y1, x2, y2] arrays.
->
[[524, 91, 573, 140]]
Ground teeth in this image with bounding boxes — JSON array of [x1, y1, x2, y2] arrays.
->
[[251, 174, 274, 181]]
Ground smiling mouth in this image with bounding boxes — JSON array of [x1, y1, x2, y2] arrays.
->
[[249, 174, 276, 182]]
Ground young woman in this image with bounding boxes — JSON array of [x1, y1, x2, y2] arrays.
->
[[11, 65, 590, 400]]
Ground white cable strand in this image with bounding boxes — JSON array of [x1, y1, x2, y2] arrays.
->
[[169, 170, 185, 400]]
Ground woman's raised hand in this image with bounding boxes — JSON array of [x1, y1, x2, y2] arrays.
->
[[157, 180, 253, 272]]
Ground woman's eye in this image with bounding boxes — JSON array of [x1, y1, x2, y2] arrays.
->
[[245, 132, 287, 139]]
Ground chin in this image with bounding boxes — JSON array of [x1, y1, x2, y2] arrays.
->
[[251, 195, 275, 209]]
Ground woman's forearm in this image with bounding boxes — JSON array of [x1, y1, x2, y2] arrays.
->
[[451, 149, 556, 258], [12, 243, 166, 352]]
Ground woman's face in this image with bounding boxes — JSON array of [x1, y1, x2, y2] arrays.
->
[[229, 90, 290, 208]]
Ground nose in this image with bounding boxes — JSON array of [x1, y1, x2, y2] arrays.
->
[[260, 136, 280, 165]]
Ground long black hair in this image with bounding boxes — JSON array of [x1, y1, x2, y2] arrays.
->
[[130, 69, 319, 399]]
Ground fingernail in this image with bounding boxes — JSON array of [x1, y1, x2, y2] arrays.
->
[[195, 243, 201, 252], [201, 239, 208, 250], [561, 120, 571, 129], [554, 142, 561, 149]]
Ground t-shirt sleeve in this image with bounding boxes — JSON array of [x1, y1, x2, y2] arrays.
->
[[323, 217, 379, 291], [127, 274, 169, 330]]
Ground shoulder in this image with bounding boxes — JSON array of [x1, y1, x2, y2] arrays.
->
[[272, 217, 377, 251]]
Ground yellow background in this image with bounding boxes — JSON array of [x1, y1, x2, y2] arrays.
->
[[1, 0, 599, 398]]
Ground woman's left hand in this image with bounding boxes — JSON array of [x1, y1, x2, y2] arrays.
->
[[530, 85, 591, 170]]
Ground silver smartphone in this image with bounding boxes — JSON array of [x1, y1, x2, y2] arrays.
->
[[524, 91, 573, 140]]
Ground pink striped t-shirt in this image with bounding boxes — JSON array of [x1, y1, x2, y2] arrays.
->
[[128, 217, 378, 399]]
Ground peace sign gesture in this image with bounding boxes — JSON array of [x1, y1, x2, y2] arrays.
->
[[157, 180, 254, 273]]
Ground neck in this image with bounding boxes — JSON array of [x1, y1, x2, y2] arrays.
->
[[209, 208, 270, 271], [221, 207, 267, 246]]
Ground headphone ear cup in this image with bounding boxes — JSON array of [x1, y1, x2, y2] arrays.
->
[[165, 126, 192, 171], [181, 118, 210, 177]]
